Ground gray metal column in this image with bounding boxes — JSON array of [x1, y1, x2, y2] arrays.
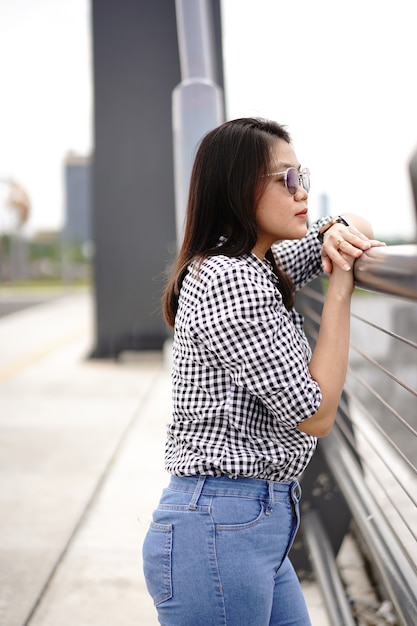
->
[[173, 0, 225, 243]]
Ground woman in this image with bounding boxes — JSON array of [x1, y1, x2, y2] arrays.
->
[[143, 117, 383, 625]]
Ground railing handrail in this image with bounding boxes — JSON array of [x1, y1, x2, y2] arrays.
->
[[299, 246, 417, 624], [353, 244, 417, 300]]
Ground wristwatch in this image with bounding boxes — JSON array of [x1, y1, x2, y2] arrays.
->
[[317, 216, 349, 243]]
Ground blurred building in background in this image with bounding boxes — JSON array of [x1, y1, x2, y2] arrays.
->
[[63, 153, 92, 245], [62, 153, 93, 282]]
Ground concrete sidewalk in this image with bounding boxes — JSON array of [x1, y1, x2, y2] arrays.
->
[[0, 290, 330, 626]]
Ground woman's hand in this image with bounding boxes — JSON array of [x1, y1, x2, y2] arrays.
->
[[321, 214, 386, 273]]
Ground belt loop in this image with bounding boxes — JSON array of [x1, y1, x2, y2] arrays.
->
[[188, 476, 207, 510], [291, 480, 301, 503], [266, 480, 274, 515]]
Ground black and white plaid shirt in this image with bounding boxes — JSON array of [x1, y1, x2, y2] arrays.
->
[[166, 218, 330, 481]]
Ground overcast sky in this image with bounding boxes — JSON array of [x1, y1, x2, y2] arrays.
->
[[0, 0, 416, 240], [0, 0, 92, 235]]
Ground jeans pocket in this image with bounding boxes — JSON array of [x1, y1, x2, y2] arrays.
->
[[212, 496, 264, 530], [142, 521, 173, 606]]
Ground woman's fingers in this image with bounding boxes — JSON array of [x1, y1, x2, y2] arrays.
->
[[321, 225, 386, 273]]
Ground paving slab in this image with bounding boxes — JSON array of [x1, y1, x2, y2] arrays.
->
[[0, 292, 161, 626]]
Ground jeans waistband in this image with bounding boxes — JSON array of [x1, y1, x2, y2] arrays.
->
[[168, 475, 301, 513]]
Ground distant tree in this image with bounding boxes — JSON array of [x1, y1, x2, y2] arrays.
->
[[5, 179, 31, 227]]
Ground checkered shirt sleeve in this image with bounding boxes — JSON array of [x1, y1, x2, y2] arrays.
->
[[272, 216, 330, 289]]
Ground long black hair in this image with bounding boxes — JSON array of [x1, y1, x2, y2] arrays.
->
[[163, 117, 295, 327]]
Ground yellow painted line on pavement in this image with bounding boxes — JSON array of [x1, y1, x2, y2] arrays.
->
[[0, 327, 88, 383]]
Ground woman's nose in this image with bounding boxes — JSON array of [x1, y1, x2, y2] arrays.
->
[[294, 184, 308, 200]]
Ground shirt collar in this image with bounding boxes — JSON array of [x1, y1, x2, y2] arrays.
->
[[217, 236, 280, 286]]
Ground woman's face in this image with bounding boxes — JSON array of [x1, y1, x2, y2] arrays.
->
[[253, 138, 309, 259]]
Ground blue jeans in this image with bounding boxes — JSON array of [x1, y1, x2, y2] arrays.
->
[[142, 475, 312, 626]]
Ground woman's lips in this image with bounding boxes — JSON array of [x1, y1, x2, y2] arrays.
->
[[296, 209, 308, 219]]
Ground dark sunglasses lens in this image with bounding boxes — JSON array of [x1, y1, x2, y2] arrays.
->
[[286, 168, 299, 195]]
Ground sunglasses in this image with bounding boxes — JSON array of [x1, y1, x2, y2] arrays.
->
[[263, 167, 310, 195]]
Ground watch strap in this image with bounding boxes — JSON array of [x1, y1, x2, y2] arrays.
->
[[317, 216, 349, 243]]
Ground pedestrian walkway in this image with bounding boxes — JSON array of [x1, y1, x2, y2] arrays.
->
[[0, 289, 330, 626]]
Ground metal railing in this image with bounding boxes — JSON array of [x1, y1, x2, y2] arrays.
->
[[298, 245, 417, 626], [354, 244, 417, 299]]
